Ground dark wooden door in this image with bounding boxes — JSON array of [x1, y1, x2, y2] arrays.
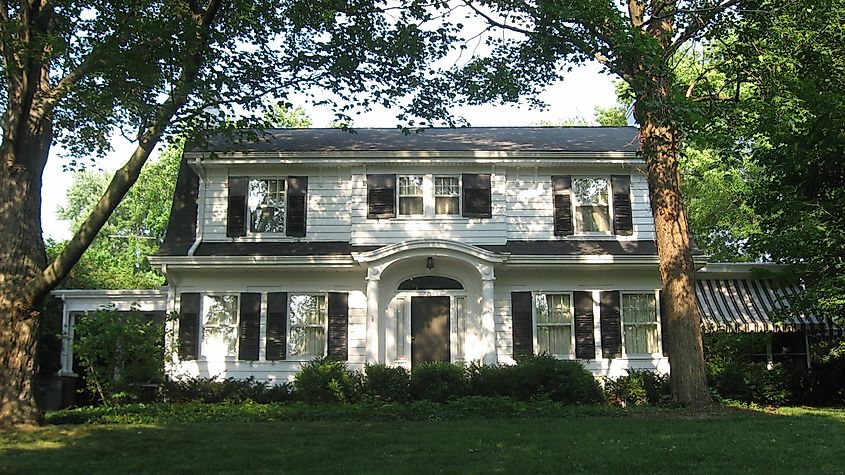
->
[[411, 296, 451, 366]]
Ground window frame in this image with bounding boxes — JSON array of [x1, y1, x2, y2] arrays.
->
[[620, 290, 662, 357], [246, 176, 287, 235], [571, 176, 614, 236], [287, 292, 329, 360], [397, 175, 425, 216], [532, 291, 576, 358], [199, 293, 240, 360], [434, 175, 462, 216]]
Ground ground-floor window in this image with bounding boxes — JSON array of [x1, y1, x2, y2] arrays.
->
[[201, 294, 239, 358], [289, 294, 328, 358], [621, 292, 659, 355], [534, 293, 574, 356]]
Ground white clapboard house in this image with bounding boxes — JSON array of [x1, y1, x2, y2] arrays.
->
[[52, 127, 841, 388]]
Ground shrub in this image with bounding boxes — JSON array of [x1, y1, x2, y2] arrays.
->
[[410, 361, 467, 402], [509, 355, 604, 404], [708, 361, 792, 406], [790, 340, 845, 406], [604, 370, 671, 407], [161, 376, 293, 404], [293, 357, 361, 403], [362, 364, 410, 402], [74, 309, 164, 405], [465, 361, 518, 397]]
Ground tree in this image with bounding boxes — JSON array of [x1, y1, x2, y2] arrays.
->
[[716, 0, 845, 321], [0, 0, 451, 426], [50, 106, 313, 290], [429, 1, 751, 406], [49, 141, 182, 289]]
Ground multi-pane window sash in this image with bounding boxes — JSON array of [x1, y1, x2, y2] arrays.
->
[[572, 177, 611, 234], [435, 176, 460, 215], [621, 293, 659, 354], [534, 293, 573, 356], [201, 295, 239, 358], [398, 176, 424, 215], [248, 178, 286, 233], [289, 294, 327, 358]]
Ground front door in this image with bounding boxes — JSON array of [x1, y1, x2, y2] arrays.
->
[[411, 296, 450, 366]]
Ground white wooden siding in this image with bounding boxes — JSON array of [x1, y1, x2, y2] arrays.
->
[[348, 171, 508, 246], [505, 167, 654, 241], [202, 167, 353, 242], [167, 271, 368, 381], [199, 164, 655, 244]]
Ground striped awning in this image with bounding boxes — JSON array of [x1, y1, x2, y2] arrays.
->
[[695, 278, 842, 335]]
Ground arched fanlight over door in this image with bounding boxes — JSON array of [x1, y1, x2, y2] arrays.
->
[[398, 276, 464, 291]]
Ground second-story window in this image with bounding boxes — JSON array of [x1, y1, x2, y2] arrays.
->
[[398, 175, 424, 215], [572, 177, 611, 234], [435, 176, 460, 215], [248, 178, 286, 233]]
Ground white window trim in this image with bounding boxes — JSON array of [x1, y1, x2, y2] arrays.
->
[[199, 293, 240, 360], [532, 291, 576, 359], [620, 290, 662, 358], [398, 175, 425, 217], [286, 292, 329, 361], [571, 176, 614, 236], [247, 176, 287, 237], [392, 174, 468, 220], [433, 175, 462, 216]]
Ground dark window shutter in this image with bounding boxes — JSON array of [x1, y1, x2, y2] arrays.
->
[[573, 291, 596, 359], [238, 293, 261, 361], [367, 174, 396, 219], [611, 175, 633, 236], [266, 292, 288, 360], [327, 292, 349, 360], [552, 176, 574, 236], [600, 291, 623, 359], [179, 293, 201, 360], [286, 176, 308, 237], [462, 174, 492, 218], [512, 291, 534, 357], [227, 177, 248, 237]]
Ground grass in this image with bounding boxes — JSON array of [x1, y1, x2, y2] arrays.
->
[[1, 405, 844, 474]]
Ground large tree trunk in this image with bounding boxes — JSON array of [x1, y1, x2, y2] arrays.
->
[[0, 134, 52, 427], [635, 77, 712, 407]]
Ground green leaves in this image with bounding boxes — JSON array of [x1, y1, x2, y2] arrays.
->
[[74, 309, 165, 405]]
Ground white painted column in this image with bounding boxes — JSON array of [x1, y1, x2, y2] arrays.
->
[[366, 267, 381, 364], [58, 296, 76, 376], [481, 268, 497, 365]]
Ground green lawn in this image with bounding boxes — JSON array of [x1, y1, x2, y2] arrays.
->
[[2, 406, 844, 474]]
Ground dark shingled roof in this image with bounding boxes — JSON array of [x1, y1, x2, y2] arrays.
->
[[186, 127, 641, 154], [159, 158, 200, 256]]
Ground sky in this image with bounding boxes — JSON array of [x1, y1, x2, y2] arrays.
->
[[40, 62, 618, 241]]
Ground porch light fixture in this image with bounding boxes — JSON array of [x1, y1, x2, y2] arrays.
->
[[426, 256, 434, 271]]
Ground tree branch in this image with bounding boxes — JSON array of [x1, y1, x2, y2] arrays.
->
[[665, 0, 740, 58], [464, 1, 614, 69], [38, 12, 135, 113], [24, 0, 221, 301]]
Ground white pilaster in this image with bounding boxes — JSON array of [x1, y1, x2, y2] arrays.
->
[[58, 296, 76, 376], [366, 267, 381, 364], [481, 267, 497, 365]]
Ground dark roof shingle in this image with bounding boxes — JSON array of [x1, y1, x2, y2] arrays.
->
[[187, 126, 640, 154]]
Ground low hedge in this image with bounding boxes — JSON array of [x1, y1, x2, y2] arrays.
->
[[46, 398, 624, 425]]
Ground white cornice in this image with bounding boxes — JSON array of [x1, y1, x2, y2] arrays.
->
[[502, 255, 660, 266], [148, 255, 360, 271], [184, 150, 641, 167]]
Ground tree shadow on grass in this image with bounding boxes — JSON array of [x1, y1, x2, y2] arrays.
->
[[2, 407, 845, 474]]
